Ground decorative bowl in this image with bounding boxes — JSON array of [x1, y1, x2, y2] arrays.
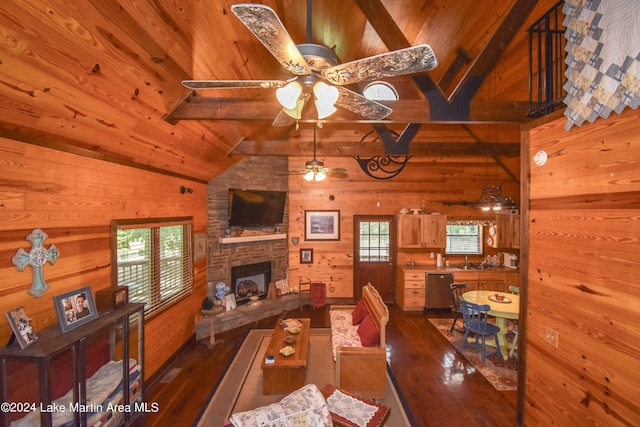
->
[[284, 335, 296, 344], [288, 326, 301, 334], [280, 346, 295, 356]]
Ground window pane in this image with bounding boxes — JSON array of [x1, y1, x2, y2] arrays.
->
[[445, 225, 482, 255], [114, 219, 193, 318], [359, 220, 391, 262]]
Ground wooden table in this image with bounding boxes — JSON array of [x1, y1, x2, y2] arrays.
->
[[261, 318, 310, 395], [462, 290, 520, 359]]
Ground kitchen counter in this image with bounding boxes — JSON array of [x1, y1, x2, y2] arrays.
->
[[399, 265, 519, 273]]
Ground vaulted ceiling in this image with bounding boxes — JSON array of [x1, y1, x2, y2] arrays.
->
[[0, 0, 559, 182]]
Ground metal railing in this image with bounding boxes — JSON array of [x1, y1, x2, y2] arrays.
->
[[528, 0, 566, 117]]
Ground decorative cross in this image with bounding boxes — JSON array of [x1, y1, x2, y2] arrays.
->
[[12, 228, 60, 297]]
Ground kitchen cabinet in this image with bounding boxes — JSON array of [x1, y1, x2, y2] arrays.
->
[[495, 214, 520, 248], [396, 268, 426, 311], [453, 270, 519, 293], [397, 214, 446, 248]]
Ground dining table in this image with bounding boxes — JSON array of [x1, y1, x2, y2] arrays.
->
[[462, 290, 520, 359]]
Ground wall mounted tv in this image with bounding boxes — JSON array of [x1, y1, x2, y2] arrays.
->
[[228, 188, 287, 228]]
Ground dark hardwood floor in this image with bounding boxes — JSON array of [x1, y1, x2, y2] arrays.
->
[[143, 303, 517, 426]]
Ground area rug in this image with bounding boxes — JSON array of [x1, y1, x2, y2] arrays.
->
[[428, 318, 518, 391], [195, 328, 412, 426]]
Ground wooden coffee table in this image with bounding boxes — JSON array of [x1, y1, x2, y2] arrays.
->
[[261, 318, 310, 395]]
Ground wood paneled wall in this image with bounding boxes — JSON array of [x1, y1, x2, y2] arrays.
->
[[287, 154, 520, 298], [524, 108, 640, 425], [0, 139, 208, 379]]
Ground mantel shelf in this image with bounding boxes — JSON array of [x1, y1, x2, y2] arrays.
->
[[220, 233, 287, 244]]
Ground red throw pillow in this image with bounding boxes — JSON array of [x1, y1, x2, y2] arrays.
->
[[351, 299, 368, 325], [357, 314, 380, 347]]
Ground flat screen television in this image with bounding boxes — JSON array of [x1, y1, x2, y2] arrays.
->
[[228, 188, 287, 228]]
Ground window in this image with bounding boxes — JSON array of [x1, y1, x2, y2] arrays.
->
[[446, 224, 483, 255], [358, 221, 391, 262], [111, 217, 193, 318]]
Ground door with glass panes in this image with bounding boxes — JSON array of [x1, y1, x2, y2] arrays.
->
[[353, 215, 395, 301]]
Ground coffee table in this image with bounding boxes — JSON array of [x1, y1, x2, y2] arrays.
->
[[261, 318, 310, 395]]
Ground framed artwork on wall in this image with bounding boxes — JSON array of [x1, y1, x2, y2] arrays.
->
[[194, 234, 206, 260], [300, 248, 314, 264], [54, 286, 98, 333], [304, 210, 340, 241]]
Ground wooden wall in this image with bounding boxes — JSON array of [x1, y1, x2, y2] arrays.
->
[[524, 108, 640, 425], [286, 153, 520, 298], [0, 138, 208, 379]]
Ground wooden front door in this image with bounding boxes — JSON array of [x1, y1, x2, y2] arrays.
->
[[353, 215, 396, 302]]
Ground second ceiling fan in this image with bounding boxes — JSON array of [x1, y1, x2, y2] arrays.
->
[[182, 2, 438, 125]]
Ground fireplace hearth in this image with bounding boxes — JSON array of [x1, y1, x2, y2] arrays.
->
[[231, 261, 272, 305]]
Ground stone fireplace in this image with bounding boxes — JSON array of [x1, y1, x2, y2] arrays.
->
[[231, 261, 272, 305]]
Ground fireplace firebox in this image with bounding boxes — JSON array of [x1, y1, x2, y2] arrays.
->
[[230, 261, 272, 305]]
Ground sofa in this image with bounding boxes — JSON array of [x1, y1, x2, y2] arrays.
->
[[226, 384, 390, 427], [329, 283, 389, 399]]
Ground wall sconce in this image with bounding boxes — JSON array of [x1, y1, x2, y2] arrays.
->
[[180, 186, 193, 194]]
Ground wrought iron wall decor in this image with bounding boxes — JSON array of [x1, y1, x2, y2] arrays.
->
[[354, 155, 411, 180], [353, 129, 411, 180]]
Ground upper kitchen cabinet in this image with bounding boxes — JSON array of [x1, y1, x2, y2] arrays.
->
[[495, 214, 520, 249], [397, 214, 447, 248]]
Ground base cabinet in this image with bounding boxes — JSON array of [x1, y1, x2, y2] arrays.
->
[[0, 303, 145, 427], [396, 269, 426, 311]]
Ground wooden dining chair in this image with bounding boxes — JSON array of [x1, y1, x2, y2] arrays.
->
[[508, 285, 520, 357], [449, 282, 468, 332], [459, 299, 503, 363], [298, 280, 311, 310]]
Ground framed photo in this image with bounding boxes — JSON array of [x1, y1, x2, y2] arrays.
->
[[305, 210, 340, 241], [194, 234, 206, 260], [300, 248, 314, 264], [5, 307, 38, 349], [54, 286, 98, 333]]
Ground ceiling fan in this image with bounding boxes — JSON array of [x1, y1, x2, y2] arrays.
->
[[182, 2, 438, 125], [284, 126, 348, 182]]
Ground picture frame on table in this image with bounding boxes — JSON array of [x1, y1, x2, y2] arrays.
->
[[300, 248, 314, 264], [304, 210, 340, 241], [54, 286, 98, 333], [194, 234, 206, 260], [5, 306, 38, 349]]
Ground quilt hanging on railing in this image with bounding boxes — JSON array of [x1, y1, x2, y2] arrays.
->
[[563, 0, 640, 130]]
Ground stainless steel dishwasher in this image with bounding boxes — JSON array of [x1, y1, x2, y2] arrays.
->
[[425, 273, 454, 309]]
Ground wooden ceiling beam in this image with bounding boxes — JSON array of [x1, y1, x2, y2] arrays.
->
[[229, 140, 520, 157], [165, 96, 529, 124]]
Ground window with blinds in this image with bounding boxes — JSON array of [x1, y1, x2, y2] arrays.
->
[[445, 224, 483, 255], [111, 217, 194, 318]]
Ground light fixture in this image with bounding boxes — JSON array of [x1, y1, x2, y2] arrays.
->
[[276, 81, 303, 109], [469, 185, 517, 211], [302, 126, 328, 182], [278, 80, 340, 120]]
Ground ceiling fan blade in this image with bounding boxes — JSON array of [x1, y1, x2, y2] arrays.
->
[[325, 168, 349, 178], [272, 92, 311, 126], [335, 87, 392, 120], [323, 44, 438, 85], [231, 4, 311, 77], [182, 80, 286, 90]]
